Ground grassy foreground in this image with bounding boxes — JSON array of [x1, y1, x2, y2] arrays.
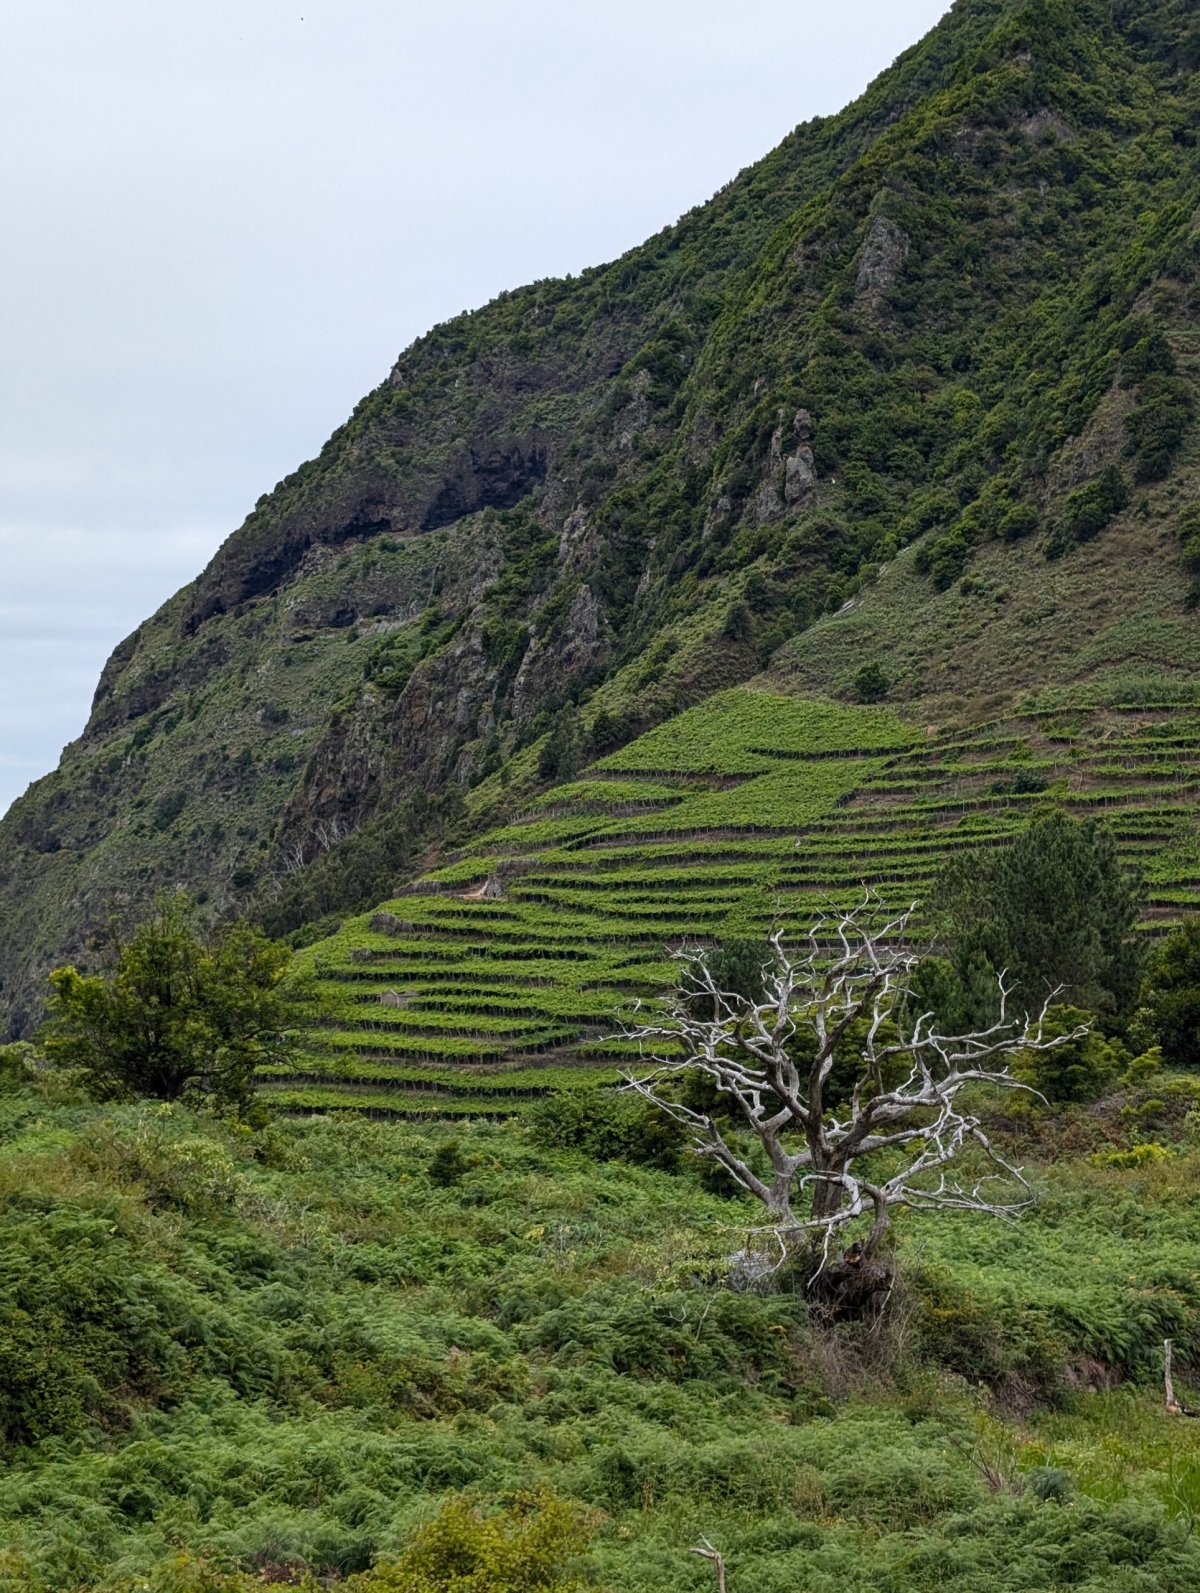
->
[[3, 1068, 1200, 1591]]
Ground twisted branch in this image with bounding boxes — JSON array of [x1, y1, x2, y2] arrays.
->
[[623, 898, 1084, 1270]]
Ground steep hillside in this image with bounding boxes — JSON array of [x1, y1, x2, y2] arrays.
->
[[4, 0, 1200, 1035], [273, 671, 1200, 1117], [3, 1079, 1200, 1587]]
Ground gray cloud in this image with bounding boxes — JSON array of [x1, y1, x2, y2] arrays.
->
[[1, 0, 950, 816]]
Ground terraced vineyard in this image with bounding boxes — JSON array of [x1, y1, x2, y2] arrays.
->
[[268, 688, 1200, 1117]]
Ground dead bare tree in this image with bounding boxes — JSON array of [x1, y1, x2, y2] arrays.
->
[[690, 1538, 727, 1592], [624, 899, 1085, 1308], [1164, 1338, 1200, 1418]]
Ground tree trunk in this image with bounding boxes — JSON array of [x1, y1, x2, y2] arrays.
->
[[808, 1156, 846, 1221], [806, 1250, 896, 1322]]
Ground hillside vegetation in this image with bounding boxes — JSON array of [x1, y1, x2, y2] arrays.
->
[[5, 0, 1200, 1033], [2, 1063, 1200, 1591], [269, 683, 1200, 1116], [7, 4, 1200, 1587]]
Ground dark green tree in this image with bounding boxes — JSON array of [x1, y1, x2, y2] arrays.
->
[[852, 661, 890, 703], [930, 811, 1143, 1021], [1134, 917, 1200, 1069], [427, 1138, 473, 1186], [1064, 466, 1130, 542], [1012, 1005, 1122, 1104], [40, 894, 308, 1112], [999, 503, 1039, 542], [704, 936, 771, 1006], [537, 707, 584, 782]]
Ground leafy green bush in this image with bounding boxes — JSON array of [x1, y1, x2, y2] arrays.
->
[[352, 1491, 595, 1593], [40, 895, 307, 1113], [428, 1139, 473, 1187], [1135, 917, 1200, 1068], [1089, 1142, 1172, 1170], [1013, 1006, 1122, 1105], [852, 661, 890, 703], [0, 1196, 277, 1448], [916, 527, 971, 588], [0, 1042, 36, 1093], [78, 1105, 242, 1214], [1125, 374, 1196, 482], [528, 1088, 682, 1170], [1063, 466, 1130, 542], [999, 503, 1039, 542]]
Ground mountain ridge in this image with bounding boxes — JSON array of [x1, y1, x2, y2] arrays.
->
[[4, 0, 1200, 1037]]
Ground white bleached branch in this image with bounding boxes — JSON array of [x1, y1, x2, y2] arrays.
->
[[623, 898, 1084, 1272]]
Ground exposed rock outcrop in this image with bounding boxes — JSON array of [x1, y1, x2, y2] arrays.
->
[[756, 409, 818, 524], [512, 584, 606, 721], [855, 213, 910, 310]]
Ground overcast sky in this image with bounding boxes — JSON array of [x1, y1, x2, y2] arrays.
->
[[1, 0, 951, 818]]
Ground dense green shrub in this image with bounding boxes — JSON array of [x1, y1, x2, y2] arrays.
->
[[852, 661, 890, 702], [1012, 1005, 1123, 1104], [538, 709, 584, 783], [1125, 374, 1196, 482], [999, 503, 1039, 542], [428, 1139, 473, 1187], [915, 527, 971, 589], [703, 937, 771, 1005], [353, 1491, 595, 1592], [1063, 466, 1130, 542], [40, 895, 306, 1113], [528, 1087, 682, 1170], [0, 1195, 279, 1448], [1135, 917, 1200, 1069]]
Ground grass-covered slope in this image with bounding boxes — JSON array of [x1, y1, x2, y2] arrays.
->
[[6, 0, 1200, 1034], [275, 682, 1200, 1117], [3, 1072, 1200, 1589]]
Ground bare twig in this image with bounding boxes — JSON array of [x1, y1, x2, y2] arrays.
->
[[690, 1538, 727, 1593]]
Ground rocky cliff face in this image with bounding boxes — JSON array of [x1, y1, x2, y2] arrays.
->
[[3, 0, 1200, 1033]]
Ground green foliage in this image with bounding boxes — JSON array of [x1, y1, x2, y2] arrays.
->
[[428, 1138, 473, 1186], [1090, 1141, 1172, 1170], [355, 1491, 595, 1593], [999, 503, 1039, 543], [481, 620, 531, 683], [258, 787, 460, 938], [1125, 373, 1196, 483], [1135, 917, 1200, 1069], [931, 811, 1144, 1020], [151, 789, 188, 833], [538, 709, 584, 783], [1013, 1005, 1122, 1104], [2, 1074, 1200, 1586], [704, 937, 771, 1005], [0, 1043, 36, 1093], [1063, 466, 1131, 543], [721, 599, 753, 643], [851, 661, 890, 703], [0, 1134, 278, 1449], [40, 895, 305, 1113], [528, 1087, 683, 1170], [365, 611, 458, 695], [915, 527, 971, 590]]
